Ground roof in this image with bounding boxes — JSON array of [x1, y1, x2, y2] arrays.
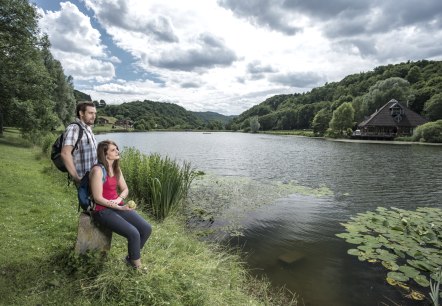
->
[[358, 99, 428, 128]]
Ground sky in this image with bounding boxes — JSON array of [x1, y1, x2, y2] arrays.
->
[[32, 0, 442, 116]]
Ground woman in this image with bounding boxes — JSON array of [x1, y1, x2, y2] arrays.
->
[[90, 140, 152, 270]]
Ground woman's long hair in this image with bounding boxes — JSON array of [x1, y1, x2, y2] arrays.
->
[[97, 140, 121, 178]]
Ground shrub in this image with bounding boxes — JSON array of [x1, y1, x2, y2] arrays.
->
[[412, 120, 442, 143]]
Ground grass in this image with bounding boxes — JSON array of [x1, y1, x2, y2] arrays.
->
[[121, 148, 196, 220], [0, 129, 297, 306]]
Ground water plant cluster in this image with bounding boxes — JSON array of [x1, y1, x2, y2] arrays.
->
[[336, 206, 442, 302], [188, 174, 333, 238], [120, 147, 197, 220]]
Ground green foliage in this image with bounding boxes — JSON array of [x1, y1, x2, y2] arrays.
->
[[100, 100, 206, 130], [336, 207, 442, 302], [0, 0, 76, 136], [311, 108, 332, 136], [362, 77, 413, 115], [120, 148, 197, 220], [424, 93, 442, 121], [250, 116, 260, 133], [412, 120, 442, 143], [329, 102, 355, 135]]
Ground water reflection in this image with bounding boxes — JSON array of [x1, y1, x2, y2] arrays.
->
[[97, 132, 442, 305]]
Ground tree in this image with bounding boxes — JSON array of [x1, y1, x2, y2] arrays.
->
[[249, 116, 260, 133], [0, 0, 65, 136], [406, 66, 421, 84], [362, 77, 413, 115], [423, 93, 442, 121], [311, 109, 332, 136], [329, 102, 355, 135], [99, 99, 107, 108], [412, 120, 442, 143]]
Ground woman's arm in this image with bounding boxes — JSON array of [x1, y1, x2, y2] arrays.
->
[[117, 171, 129, 199]]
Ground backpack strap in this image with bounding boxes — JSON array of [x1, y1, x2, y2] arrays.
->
[[77, 164, 107, 212], [67, 122, 85, 186]]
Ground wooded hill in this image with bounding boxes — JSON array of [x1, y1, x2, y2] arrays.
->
[[98, 100, 228, 130], [230, 60, 442, 131]]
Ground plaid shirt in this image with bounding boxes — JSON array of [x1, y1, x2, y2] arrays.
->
[[62, 118, 98, 178]]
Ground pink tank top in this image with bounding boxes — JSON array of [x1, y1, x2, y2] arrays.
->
[[95, 175, 123, 211]]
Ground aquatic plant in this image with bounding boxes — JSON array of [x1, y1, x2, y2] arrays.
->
[[121, 147, 197, 220], [336, 207, 442, 302]]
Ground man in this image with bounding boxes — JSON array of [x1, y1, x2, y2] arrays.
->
[[61, 101, 98, 185]]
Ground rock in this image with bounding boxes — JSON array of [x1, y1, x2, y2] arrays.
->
[[278, 250, 305, 265], [74, 212, 112, 254]]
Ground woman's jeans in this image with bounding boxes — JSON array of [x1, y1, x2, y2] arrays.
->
[[93, 209, 152, 260]]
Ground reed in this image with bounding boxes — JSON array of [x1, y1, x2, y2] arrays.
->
[[121, 147, 196, 220]]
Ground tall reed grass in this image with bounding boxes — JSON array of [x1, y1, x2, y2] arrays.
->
[[120, 147, 196, 220]]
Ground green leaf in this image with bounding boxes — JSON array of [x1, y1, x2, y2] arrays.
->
[[382, 261, 399, 271], [413, 275, 430, 287], [387, 272, 409, 282]]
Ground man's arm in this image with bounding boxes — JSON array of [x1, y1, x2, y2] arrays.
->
[[61, 145, 81, 184]]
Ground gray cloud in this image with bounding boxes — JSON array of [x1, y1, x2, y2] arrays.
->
[[89, 0, 178, 42], [219, 0, 442, 38], [269, 71, 323, 87], [149, 33, 238, 71], [246, 61, 277, 80], [181, 81, 202, 88], [247, 61, 277, 74], [218, 0, 301, 35]]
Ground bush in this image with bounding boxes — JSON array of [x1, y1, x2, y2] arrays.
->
[[120, 148, 196, 220], [412, 120, 442, 143]]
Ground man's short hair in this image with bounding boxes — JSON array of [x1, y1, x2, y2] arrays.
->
[[76, 101, 96, 118]]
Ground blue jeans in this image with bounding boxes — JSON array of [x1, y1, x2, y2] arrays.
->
[[93, 209, 152, 260]]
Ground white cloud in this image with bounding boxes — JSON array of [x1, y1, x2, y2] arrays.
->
[[36, 0, 442, 115]]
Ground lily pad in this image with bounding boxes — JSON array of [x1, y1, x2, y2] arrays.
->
[[347, 249, 362, 256], [387, 271, 409, 282], [382, 261, 399, 271], [398, 266, 420, 278], [413, 275, 430, 287]]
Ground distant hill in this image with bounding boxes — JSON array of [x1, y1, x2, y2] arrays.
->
[[192, 111, 236, 124], [231, 60, 442, 131], [98, 100, 206, 130], [74, 89, 92, 102]]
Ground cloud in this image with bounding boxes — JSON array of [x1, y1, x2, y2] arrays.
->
[[83, 0, 178, 43], [38, 2, 105, 56], [218, 0, 302, 35], [269, 72, 324, 88], [35, 0, 442, 116], [148, 33, 238, 71]]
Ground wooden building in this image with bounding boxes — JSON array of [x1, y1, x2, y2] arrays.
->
[[355, 99, 428, 139]]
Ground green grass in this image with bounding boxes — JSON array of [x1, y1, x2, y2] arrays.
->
[[0, 129, 297, 306]]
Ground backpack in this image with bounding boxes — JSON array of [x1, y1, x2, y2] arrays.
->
[[78, 164, 107, 212], [51, 122, 84, 172]]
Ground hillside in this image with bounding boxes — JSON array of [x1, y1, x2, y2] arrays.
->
[[231, 60, 442, 131], [192, 111, 236, 124], [98, 100, 206, 130]]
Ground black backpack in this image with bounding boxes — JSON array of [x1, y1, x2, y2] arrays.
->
[[51, 122, 84, 172], [78, 164, 107, 212]]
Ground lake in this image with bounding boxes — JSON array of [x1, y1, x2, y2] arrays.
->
[[96, 131, 442, 305]]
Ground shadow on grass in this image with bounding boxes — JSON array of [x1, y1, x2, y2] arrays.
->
[[0, 136, 33, 148]]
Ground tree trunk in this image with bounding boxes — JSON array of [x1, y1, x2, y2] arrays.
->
[[74, 212, 112, 254]]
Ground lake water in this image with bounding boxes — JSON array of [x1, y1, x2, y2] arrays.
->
[[96, 131, 442, 305]]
